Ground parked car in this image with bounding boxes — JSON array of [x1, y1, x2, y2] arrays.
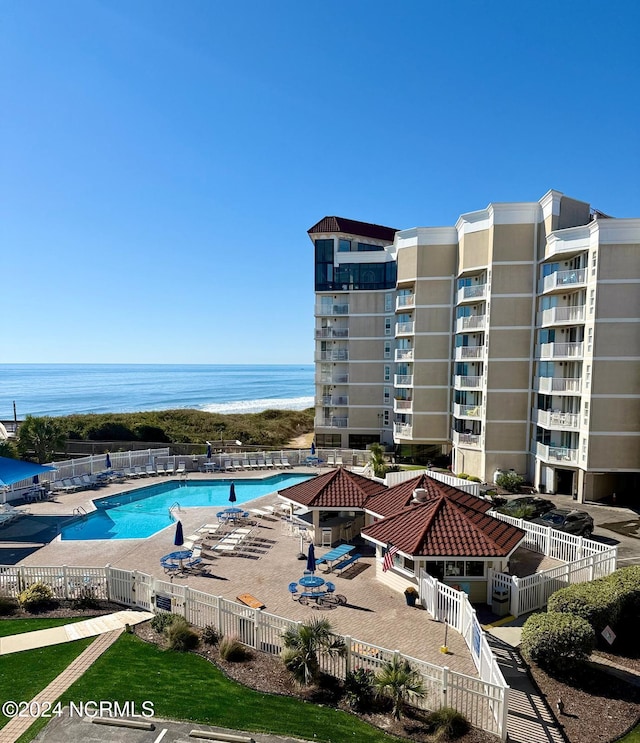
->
[[495, 496, 555, 520], [532, 508, 594, 537]]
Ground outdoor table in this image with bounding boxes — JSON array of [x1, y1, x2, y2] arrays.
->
[[298, 575, 325, 591], [163, 549, 193, 572], [315, 544, 354, 572]]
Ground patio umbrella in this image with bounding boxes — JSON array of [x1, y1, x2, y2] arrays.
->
[[306, 542, 316, 574], [229, 482, 237, 504], [0, 457, 55, 487], [206, 441, 212, 459], [32, 475, 39, 485], [174, 520, 184, 547], [310, 441, 316, 456], [105, 453, 112, 470]]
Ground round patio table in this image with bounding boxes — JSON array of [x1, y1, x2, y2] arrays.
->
[[298, 575, 325, 590], [164, 549, 193, 572]]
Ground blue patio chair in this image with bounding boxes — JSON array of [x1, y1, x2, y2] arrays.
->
[[325, 581, 336, 593], [288, 582, 299, 599], [185, 557, 203, 572]]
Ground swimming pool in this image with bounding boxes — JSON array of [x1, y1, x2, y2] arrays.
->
[[60, 474, 311, 541]]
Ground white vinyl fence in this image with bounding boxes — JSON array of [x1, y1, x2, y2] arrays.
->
[[488, 511, 617, 617], [385, 468, 480, 496], [0, 563, 508, 740]]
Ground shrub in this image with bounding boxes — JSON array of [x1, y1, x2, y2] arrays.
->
[[456, 473, 469, 480], [166, 618, 199, 652], [467, 475, 482, 483], [202, 624, 221, 646], [0, 596, 17, 616], [521, 611, 595, 674], [72, 587, 100, 611], [425, 706, 470, 740], [150, 612, 183, 634], [547, 579, 624, 636], [218, 634, 248, 662], [374, 657, 425, 720], [495, 472, 524, 493], [344, 667, 376, 711], [18, 581, 55, 612]]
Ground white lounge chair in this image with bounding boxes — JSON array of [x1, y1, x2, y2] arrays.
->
[[165, 461, 176, 476], [175, 461, 186, 476], [156, 462, 166, 476], [256, 457, 267, 469], [280, 457, 292, 469], [247, 458, 259, 470], [146, 465, 158, 477], [231, 459, 243, 471], [221, 459, 232, 471], [264, 457, 275, 469]]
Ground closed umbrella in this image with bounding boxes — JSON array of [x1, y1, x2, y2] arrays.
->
[[105, 453, 112, 470], [229, 482, 236, 504], [310, 441, 316, 456], [174, 520, 184, 547], [206, 441, 212, 459], [306, 542, 316, 574], [32, 475, 39, 485]]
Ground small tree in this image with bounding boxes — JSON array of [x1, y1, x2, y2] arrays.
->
[[16, 416, 66, 464], [368, 442, 387, 478], [521, 611, 595, 675], [374, 656, 425, 720], [281, 617, 345, 686], [495, 471, 524, 493]]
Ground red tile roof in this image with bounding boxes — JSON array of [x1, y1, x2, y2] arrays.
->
[[364, 474, 494, 518], [278, 468, 387, 509], [361, 496, 525, 558], [307, 216, 398, 242]]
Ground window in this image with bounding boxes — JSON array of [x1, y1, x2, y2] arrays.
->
[[384, 342, 392, 359], [590, 289, 595, 314], [384, 365, 391, 382], [383, 387, 390, 404], [357, 242, 383, 252], [587, 327, 593, 352], [583, 401, 589, 426], [314, 239, 333, 262], [591, 251, 597, 277], [385, 293, 393, 312], [426, 560, 485, 579], [383, 410, 390, 426], [338, 239, 352, 252], [384, 316, 392, 335]]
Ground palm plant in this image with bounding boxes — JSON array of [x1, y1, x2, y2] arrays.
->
[[368, 442, 387, 478], [281, 617, 345, 686], [16, 415, 66, 463], [374, 656, 425, 720]]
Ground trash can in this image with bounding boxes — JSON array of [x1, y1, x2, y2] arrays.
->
[[491, 587, 509, 616]]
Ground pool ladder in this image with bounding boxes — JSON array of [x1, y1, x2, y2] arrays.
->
[[72, 506, 87, 518], [169, 502, 182, 520]]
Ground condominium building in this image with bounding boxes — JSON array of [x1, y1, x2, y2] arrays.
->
[[309, 190, 640, 503]]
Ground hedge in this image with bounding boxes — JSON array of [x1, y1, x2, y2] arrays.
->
[[521, 611, 595, 674]]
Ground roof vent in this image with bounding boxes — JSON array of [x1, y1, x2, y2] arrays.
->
[[412, 488, 428, 503]]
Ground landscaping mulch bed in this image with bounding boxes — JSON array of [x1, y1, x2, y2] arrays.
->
[[0, 599, 125, 621]]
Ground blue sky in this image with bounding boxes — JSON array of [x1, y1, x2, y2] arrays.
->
[[3, 0, 639, 364]]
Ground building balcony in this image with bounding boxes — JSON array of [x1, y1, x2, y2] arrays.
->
[[454, 345, 484, 361], [452, 430, 482, 449], [394, 374, 414, 387], [456, 284, 487, 304], [394, 422, 413, 438], [537, 342, 583, 359], [396, 321, 415, 335], [315, 327, 349, 339], [455, 315, 486, 333], [395, 348, 414, 362], [535, 442, 578, 464], [317, 395, 349, 407], [316, 350, 349, 362], [396, 295, 415, 311], [315, 303, 349, 316], [536, 376, 581, 394], [538, 268, 586, 294], [453, 403, 483, 419], [394, 399, 413, 413], [533, 409, 580, 430], [317, 372, 349, 385], [315, 417, 349, 429], [537, 305, 585, 327], [454, 375, 483, 390]]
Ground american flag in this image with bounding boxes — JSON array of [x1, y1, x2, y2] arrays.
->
[[382, 542, 399, 572]]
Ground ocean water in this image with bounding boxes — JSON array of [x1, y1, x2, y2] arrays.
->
[[0, 364, 315, 419]]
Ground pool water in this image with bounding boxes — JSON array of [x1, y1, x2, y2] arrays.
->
[[60, 474, 311, 541]]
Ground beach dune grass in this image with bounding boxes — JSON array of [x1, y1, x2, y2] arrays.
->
[[53, 633, 402, 743]]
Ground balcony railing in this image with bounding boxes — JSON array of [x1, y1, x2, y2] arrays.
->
[[316, 350, 349, 362], [536, 376, 581, 394], [394, 422, 413, 438], [539, 268, 586, 294], [537, 305, 585, 327], [317, 373, 349, 385], [317, 396, 349, 407], [454, 375, 482, 389], [457, 284, 487, 304], [395, 348, 414, 362], [535, 442, 578, 464], [396, 321, 415, 335], [316, 417, 349, 428], [452, 430, 482, 449], [455, 315, 486, 333], [394, 374, 414, 387], [315, 303, 349, 316], [315, 327, 349, 339], [537, 342, 583, 359], [454, 346, 484, 361], [396, 295, 415, 310], [394, 399, 413, 413], [534, 409, 580, 430], [453, 403, 482, 419]]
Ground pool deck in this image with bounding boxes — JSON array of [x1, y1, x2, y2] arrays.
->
[[7, 468, 532, 678]]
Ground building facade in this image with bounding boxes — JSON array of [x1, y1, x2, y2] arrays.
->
[[309, 190, 640, 503]]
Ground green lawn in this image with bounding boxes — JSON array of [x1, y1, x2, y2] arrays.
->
[[0, 616, 88, 637], [618, 724, 640, 742], [51, 633, 402, 743]]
